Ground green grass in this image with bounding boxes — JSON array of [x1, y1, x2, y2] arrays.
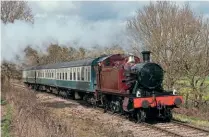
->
[[173, 113, 209, 128], [1, 103, 12, 137], [1, 99, 7, 105], [176, 76, 209, 98]]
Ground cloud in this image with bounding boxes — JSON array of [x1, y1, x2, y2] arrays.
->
[[29, 1, 77, 16], [1, 1, 209, 62]]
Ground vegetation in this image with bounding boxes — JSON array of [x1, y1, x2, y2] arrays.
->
[[1, 103, 12, 137], [173, 113, 209, 128], [1, 80, 133, 137], [128, 1, 209, 112], [1, 1, 33, 24], [1, 1, 209, 135]]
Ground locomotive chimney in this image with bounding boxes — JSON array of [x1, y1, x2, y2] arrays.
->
[[141, 51, 151, 62]]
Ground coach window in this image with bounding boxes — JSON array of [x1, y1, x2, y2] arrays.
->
[[85, 67, 88, 81], [72, 68, 74, 80], [65, 72, 67, 80], [77, 68, 80, 81], [70, 68, 72, 80], [67, 69, 70, 80], [88, 67, 91, 81], [73, 68, 76, 81], [81, 67, 84, 81]]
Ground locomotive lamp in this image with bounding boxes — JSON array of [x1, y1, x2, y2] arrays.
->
[[127, 53, 135, 63], [136, 90, 141, 97]]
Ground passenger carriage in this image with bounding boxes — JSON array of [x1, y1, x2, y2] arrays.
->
[[23, 57, 103, 96]]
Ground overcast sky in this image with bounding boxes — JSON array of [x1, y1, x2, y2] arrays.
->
[[1, 1, 209, 61]]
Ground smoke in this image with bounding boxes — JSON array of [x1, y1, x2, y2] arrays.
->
[[1, 15, 129, 62], [1, 1, 150, 62]]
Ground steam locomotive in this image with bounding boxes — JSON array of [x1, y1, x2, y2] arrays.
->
[[23, 51, 183, 122]]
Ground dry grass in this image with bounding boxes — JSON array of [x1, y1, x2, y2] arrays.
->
[[1, 81, 133, 137], [2, 81, 76, 137]]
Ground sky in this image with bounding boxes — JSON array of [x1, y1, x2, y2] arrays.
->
[[1, 1, 209, 62]]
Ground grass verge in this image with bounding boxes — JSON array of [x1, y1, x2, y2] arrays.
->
[[1, 103, 12, 137], [173, 113, 209, 129]]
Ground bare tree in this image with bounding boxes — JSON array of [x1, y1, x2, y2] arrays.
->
[[179, 17, 209, 108], [127, 2, 209, 108], [1, 1, 33, 24], [24, 46, 40, 66], [1, 61, 22, 83], [87, 44, 125, 58]]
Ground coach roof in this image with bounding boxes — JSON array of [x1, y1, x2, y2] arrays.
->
[[24, 58, 95, 70]]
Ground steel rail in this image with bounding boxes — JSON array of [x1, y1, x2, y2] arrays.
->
[[172, 119, 209, 134]]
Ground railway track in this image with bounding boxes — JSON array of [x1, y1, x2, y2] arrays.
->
[[144, 120, 209, 137], [12, 83, 209, 137]]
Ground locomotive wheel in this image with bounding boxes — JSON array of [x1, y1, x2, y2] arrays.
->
[[163, 109, 172, 122], [136, 109, 146, 123]]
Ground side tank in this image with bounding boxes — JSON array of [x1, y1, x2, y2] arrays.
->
[[95, 54, 140, 95]]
